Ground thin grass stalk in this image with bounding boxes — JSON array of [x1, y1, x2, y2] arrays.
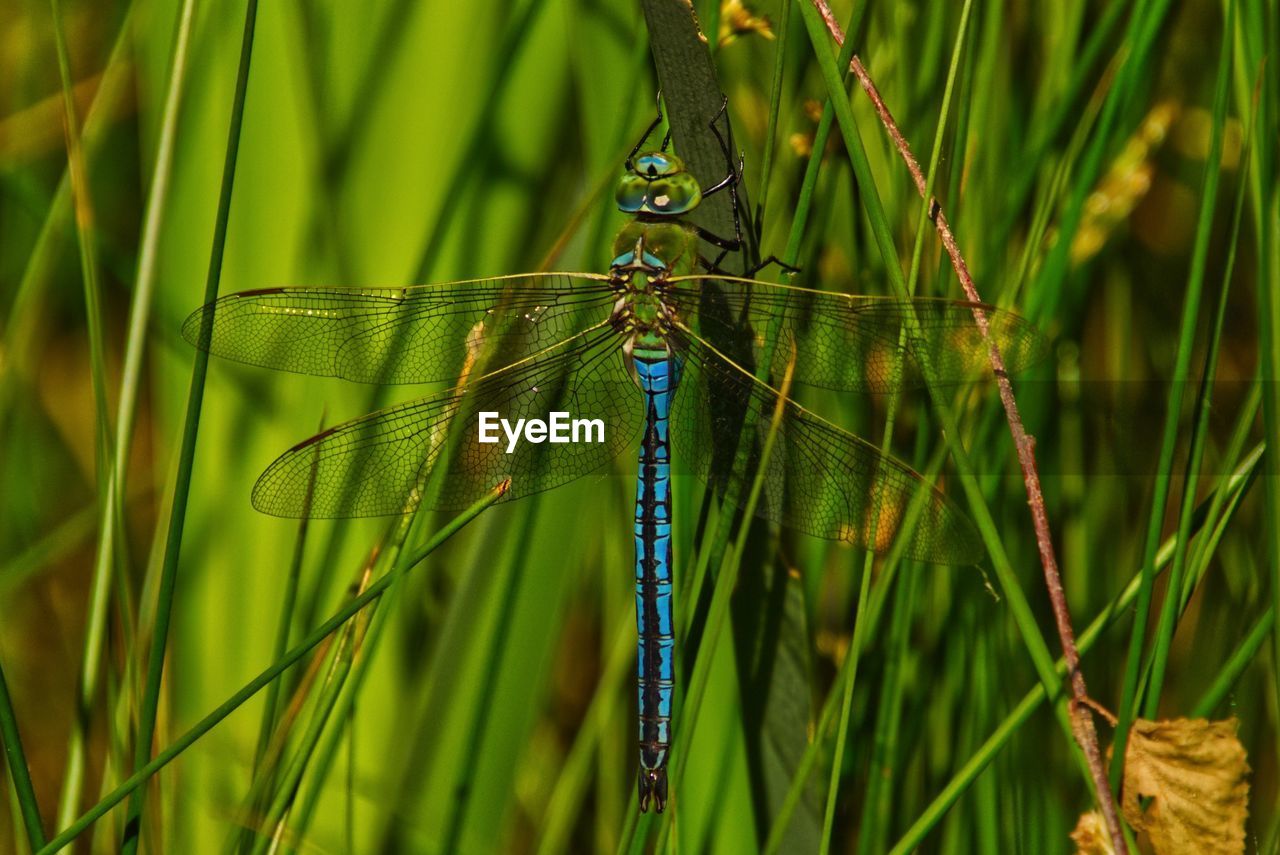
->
[[822, 2, 974, 845], [252, 515, 311, 775], [1242, 0, 1280, 792], [800, 0, 1074, 753], [819, 343, 916, 850], [55, 0, 198, 828], [241, 486, 373, 855], [1145, 18, 1243, 713], [761, 440, 947, 855], [886, 441, 1263, 854], [291, 512, 446, 837], [437, 505, 541, 855], [0, 5, 135, 449], [121, 4, 261, 849], [1035, 0, 1176, 308], [856, 567, 918, 853], [994, 0, 1129, 248], [535, 620, 635, 855], [36, 482, 508, 855], [230, 629, 339, 853], [807, 2, 1126, 843], [0, 652, 44, 849], [818, 484, 880, 854], [1192, 607, 1276, 718], [1131, 380, 1265, 730], [1111, 0, 1234, 787], [253, 571, 373, 855], [752, 0, 790, 238], [47, 0, 111, 477], [253, 418, 326, 777]]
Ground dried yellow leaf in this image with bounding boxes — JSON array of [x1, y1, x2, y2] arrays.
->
[[1121, 717, 1249, 855], [1070, 811, 1116, 855]]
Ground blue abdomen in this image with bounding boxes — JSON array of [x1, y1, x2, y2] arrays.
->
[[633, 351, 680, 812]]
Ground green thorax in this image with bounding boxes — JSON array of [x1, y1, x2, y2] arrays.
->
[[610, 220, 699, 277], [610, 151, 705, 357]]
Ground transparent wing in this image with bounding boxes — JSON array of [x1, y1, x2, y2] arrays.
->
[[252, 324, 640, 517], [668, 326, 982, 565], [183, 273, 617, 384], [665, 276, 1048, 394]]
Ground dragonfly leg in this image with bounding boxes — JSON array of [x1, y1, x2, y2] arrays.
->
[[695, 99, 744, 273], [745, 255, 803, 277], [701, 97, 805, 279], [694, 225, 743, 276], [626, 90, 666, 170]]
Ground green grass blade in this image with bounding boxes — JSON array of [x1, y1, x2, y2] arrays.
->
[[1113, 0, 1234, 781], [798, 0, 1082, 789], [821, 3, 974, 847], [0, 652, 44, 848], [120, 3, 262, 849], [1145, 3, 1244, 714], [1242, 0, 1280, 792], [856, 568, 919, 853], [252, 417, 326, 781], [250, 599, 361, 854], [1033, 0, 1176, 312], [54, 0, 198, 829], [47, 0, 111, 477], [1192, 607, 1276, 718], [35, 482, 506, 854], [752, 0, 791, 242], [888, 442, 1264, 853]]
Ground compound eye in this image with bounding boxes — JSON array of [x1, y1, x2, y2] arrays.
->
[[635, 152, 681, 178], [644, 176, 701, 214], [615, 174, 649, 212]]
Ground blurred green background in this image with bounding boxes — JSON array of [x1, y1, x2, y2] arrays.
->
[[0, 0, 1275, 852]]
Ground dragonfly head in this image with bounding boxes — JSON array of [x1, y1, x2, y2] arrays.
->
[[617, 151, 702, 217], [638, 766, 668, 813]]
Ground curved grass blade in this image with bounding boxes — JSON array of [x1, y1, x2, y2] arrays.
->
[[35, 481, 509, 855]]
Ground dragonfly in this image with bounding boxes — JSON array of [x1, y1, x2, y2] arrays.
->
[[184, 107, 1046, 814]]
